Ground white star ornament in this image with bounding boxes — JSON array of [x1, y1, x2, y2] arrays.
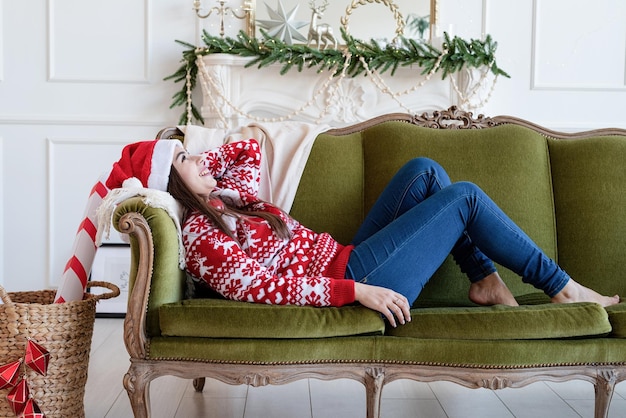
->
[[257, 0, 308, 44]]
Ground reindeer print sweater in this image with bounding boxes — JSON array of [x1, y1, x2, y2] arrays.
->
[[181, 139, 356, 307]]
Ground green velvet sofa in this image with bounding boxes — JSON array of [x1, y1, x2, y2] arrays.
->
[[114, 107, 626, 418]]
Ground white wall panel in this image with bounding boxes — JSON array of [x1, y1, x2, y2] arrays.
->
[[1, 124, 167, 293], [0, 135, 3, 288], [438, 0, 484, 39], [2, 128, 49, 293], [477, 0, 626, 129], [532, 0, 626, 90], [47, 138, 132, 289], [0, 0, 193, 127], [0, 0, 4, 83], [48, 0, 150, 83]]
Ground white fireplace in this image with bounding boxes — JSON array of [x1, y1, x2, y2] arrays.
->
[[197, 53, 485, 129]]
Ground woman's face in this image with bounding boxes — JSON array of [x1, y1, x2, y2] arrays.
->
[[172, 146, 217, 197]]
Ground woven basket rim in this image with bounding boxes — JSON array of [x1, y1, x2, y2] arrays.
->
[[0, 281, 120, 305]]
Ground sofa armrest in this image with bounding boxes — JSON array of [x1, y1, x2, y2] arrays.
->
[[113, 196, 186, 358]]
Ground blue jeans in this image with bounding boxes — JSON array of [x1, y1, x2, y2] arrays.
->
[[345, 158, 570, 304]]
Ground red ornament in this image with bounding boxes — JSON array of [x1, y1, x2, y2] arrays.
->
[[24, 340, 49, 376], [18, 398, 45, 418], [7, 379, 29, 415], [0, 359, 22, 390]]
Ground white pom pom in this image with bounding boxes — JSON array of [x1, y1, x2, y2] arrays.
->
[[122, 177, 143, 189]]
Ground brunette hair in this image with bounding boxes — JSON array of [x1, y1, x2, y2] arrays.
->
[[168, 166, 291, 240]]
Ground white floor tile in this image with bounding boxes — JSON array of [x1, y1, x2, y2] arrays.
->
[[545, 380, 595, 400], [381, 399, 446, 418], [496, 383, 580, 418], [104, 376, 189, 418], [310, 378, 365, 417], [151, 376, 194, 418], [429, 381, 514, 418], [176, 395, 246, 418], [608, 398, 626, 418], [382, 380, 436, 399], [613, 381, 626, 400], [85, 322, 129, 417], [244, 379, 312, 418], [89, 317, 121, 354], [185, 378, 249, 399], [101, 390, 134, 418], [568, 396, 626, 418]]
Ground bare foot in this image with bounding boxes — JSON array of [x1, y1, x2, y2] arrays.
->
[[551, 279, 620, 307], [469, 272, 519, 307]]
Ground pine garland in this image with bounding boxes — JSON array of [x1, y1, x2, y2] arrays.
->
[[166, 30, 510, 125]]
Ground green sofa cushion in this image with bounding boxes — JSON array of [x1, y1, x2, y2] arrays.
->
[[386, 302, 611, 340], [605, 303, 626, 338], [159, 298, 386, 339]]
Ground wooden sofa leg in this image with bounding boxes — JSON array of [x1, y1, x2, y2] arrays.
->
[[193, 377, 206, 392], [123, 364, 153, 418], [594, 369, 618, 418], [364, 367, 385, 418]]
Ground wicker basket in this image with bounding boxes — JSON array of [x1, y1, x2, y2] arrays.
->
[[0, 281, 120, 418]]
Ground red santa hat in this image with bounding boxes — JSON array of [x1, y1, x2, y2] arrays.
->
[[106, 139, 180, 191], [54, 139, 181, 303]]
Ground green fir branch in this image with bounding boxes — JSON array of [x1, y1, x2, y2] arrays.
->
[[166, 30, 510, 125]]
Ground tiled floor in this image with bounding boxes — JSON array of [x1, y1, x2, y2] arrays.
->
[[85, 318, 626, 417]]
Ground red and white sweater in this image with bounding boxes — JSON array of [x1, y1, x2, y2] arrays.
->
[[182, 139, 355, 307]]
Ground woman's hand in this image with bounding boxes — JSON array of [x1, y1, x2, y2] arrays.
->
[[354, 282, 411, 327]]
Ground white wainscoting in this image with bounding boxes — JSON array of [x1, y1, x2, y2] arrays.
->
[[478, 0, 626, 129], [47, 138, 131, 289], [0, 1, 4, 83], [48, 0, 151, 83], [0, 135, 4, 289], [531, 0, 626, 91]]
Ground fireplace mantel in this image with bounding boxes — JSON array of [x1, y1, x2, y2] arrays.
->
[[198, 53, 471, 129]]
